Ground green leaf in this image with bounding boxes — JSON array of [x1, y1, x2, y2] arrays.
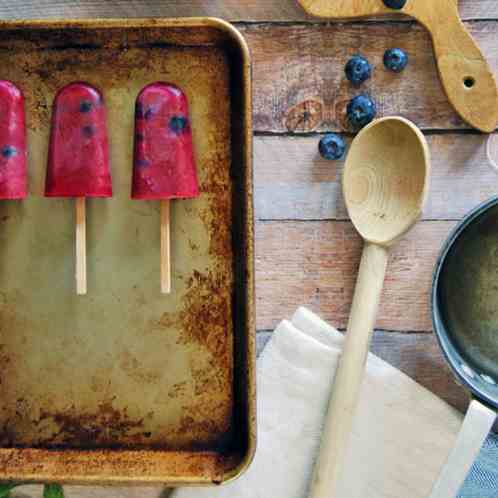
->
[[0, 483, 20, 498], [0, 483, 21, 498], [43, 484, 64, 498]]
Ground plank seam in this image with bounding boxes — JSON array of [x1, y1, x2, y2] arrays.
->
[[256, 218, 462, 223], [235, 19, 497, 28], [253, 129, 493, 138], [256, 329, 434, 335]]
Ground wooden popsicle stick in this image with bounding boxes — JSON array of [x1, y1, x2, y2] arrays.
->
[[428, 399, 496, 498], [160, 199, 171, 294], [75, 196, 87, 295]]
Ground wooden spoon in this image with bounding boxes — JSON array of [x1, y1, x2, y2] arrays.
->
[[308, 116, 430, 498], [298, 0, 498, 133]]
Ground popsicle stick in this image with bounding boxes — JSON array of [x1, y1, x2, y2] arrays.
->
[[75, 197, 87, 295], [160, 199, 171, 294]]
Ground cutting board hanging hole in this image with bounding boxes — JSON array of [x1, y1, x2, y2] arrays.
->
[[464, 77, 475, 89]]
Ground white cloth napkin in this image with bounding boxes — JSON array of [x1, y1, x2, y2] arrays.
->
[[171, 307, 462, 498]]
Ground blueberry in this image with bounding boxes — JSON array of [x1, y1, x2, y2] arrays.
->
[[79, 100, 92, 113], [144, 108, 155, 120], [82, 125, 95, 138], [345, 55, 371, 86], [383, 0, 407, 9], [347, 95, 377, 130], [136, 104, 156, 120], [135, 158, 150, 168], [318, 134, 346, 161], [170, 116, 188, 134], [1, 145, 17, 158], [384, 48, 408, 72]]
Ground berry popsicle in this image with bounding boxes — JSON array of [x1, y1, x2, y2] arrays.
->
[[0, 81, 27, 200], [132, 82, 199, 294], [45, 82, 112, 295]]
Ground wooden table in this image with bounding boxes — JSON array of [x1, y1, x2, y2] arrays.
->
[[2, 1, 497, 496]]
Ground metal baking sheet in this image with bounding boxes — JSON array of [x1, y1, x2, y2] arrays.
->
[[0, 18, 255, 486]]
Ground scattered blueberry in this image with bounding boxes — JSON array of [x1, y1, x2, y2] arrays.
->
[[1, 145, 17, 158], [82, 125, 95, 138], [318, 134, 346, 161], [347, 95, 377, 130], [383, 0, 407, 9], [384, 48, 408, 72], [170, 116, 188, 134], [79, 100, 92, 113], [345, 55, 371, 86]]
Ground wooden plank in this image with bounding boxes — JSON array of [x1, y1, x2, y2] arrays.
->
[[256, 330, 469, 412], [255, 133, 497, 221], [242, 22, 498, 132], [0, 0, 495, 21], [255, 220, 455, 331]]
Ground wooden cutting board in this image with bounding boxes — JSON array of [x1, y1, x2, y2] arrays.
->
[[297, 0, 498, 133]]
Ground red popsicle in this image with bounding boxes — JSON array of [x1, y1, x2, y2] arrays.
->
[[45, 82, 112, 198], [132, 82, 199, 293], [45, 82, 112, 295], [0, 81, 27, 200]]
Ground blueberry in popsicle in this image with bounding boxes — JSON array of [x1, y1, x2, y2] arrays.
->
[[0, 81, 27, 200], [132, 82, 199, 294], [45, 82, 112, 295]]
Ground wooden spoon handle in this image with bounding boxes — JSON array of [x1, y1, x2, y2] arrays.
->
[[308, 242, 389, 498]]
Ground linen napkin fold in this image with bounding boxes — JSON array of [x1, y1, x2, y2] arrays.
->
[[171, 307, 496, 498]]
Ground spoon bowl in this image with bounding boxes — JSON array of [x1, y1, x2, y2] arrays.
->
[[308, 117, 430, 498], [343, 116, 430, 246]]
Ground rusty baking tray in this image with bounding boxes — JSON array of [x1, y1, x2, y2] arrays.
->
[[0, 18, 255, 486]]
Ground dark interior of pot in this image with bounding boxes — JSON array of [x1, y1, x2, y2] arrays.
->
[[435, 199, 498, 408]]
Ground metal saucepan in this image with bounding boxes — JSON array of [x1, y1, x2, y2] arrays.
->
[[431, 196, 498, 498]]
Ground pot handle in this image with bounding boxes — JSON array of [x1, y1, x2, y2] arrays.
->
[[428, 399, 496, 498], [487, 133, 498, 173]]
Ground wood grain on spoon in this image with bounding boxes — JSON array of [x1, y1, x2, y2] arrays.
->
[[308, 117, 430, 498], [344, 117, 429, 246]]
